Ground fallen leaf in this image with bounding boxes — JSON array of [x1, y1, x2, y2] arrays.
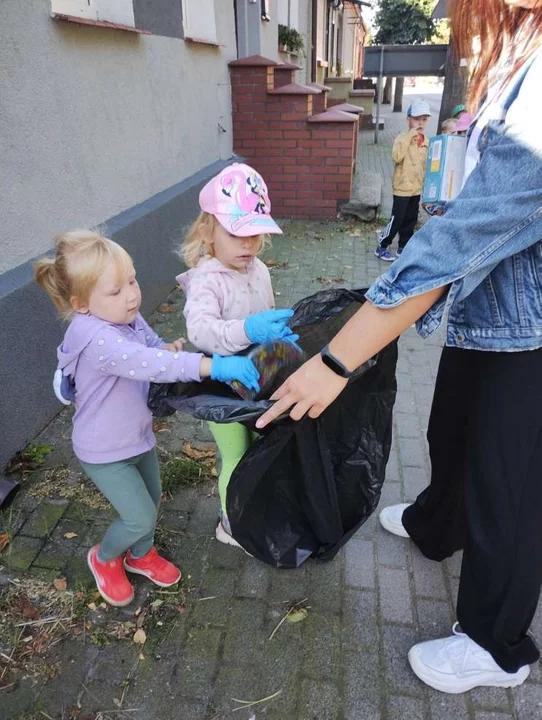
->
[[157, 304, 176, 313], [53, 577, 67, 592], [211, 467, 218, 477], [182, 442, 215, 461], [22, 635, 34, 643], [286, 608, 308, 624], [133, 628, 147, 645], [152, 420, 170, 433], [87, 602, 97, 611], [0, 533, 9, 552], [99, 602, 107, 610], [150, 599, 163, 610], [139, 653, 145, 661], [156, 621, 163, 627], [63, 532, 78, 539]]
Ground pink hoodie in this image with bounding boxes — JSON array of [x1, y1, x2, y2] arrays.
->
[[176, 257, 275, 356]]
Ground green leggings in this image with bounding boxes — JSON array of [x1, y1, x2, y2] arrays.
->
[[208, 422, 256, 515], [79, 448, 161, 563]]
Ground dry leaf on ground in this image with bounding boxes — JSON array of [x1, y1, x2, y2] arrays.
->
[[63, 532, 78, 539], [53, 577, 67, 592], [133, 628, 147, 645], [0, 533, 10, 552], [157, 304, 176, 313]]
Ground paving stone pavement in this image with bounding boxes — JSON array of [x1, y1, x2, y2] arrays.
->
[[2, 147, 541, 719]]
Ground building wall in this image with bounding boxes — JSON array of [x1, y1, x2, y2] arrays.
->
[[0, 0, 239, 469], [0, 0, 237, 275]]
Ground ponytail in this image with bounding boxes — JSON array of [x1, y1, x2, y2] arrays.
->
[[34, 255, 72, 316]]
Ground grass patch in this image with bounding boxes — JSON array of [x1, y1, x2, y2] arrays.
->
[[161, 456, 210, 495]]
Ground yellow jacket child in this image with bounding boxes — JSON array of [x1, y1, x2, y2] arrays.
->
[[376, 100, 432, 261]]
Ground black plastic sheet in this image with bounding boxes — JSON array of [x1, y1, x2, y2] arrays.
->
[[148, 288, 398, 568]]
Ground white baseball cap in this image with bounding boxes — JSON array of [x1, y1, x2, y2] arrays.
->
[[407, 100, 431, 117]]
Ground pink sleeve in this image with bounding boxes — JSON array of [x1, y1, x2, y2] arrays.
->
[[261, 263, 275, 310], [82, 326, 203, 383], [184, 278, 250, 356]]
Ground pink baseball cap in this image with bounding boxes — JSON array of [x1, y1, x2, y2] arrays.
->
[[199, 163, 283, 237], [455, 112, 473, 133]]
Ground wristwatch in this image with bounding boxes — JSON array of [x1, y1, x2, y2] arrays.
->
[[320, 345, 353, 379]]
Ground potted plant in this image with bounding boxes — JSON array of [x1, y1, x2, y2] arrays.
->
[[278, 25, 305, 56]]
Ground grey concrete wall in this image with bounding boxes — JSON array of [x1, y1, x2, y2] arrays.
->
[[0, 0, 236, 275], [0, 159, 236, 471]]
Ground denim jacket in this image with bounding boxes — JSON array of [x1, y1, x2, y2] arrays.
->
[[366, 51, 542, 352]]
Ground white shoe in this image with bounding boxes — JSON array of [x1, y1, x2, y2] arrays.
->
[[379, 503, 411, 538], [215, 519, 243, 548], [408, 623, 530, 694]]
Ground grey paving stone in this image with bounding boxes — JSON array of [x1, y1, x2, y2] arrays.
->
[[395, 411, 421, 439], [343, 649, 382, 720], [415, 598, 454, 642], [403, 466, 429, 504], [474, 713, 514, 720], [302, 612, 341, 681], [268, 566, 308, 602], [377, 525, 408, 568], [308, 556, 343, 614], [299, 679, 341, 720], [428, 692, 470, 719], [380, 566, 414, 625], [342, 588, 379, 652], [223, 598, 266, 663], [345, 538, 375, 589], [398, 437, 427, 469], [470, 685, 513, 711], [236, 558, 272, 600], [512, 680, 542, 719], [410, 545, 448, 600], [186, 495, 218, 534], [382, 624, 425, 697], [387, 694, 427, 719], [379, 480, 403, 508]]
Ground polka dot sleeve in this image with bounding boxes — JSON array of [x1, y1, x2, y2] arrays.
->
[[82, 327, 203, 383]]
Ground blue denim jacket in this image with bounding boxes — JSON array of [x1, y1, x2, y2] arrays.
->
[[366, 53, 542, 352]]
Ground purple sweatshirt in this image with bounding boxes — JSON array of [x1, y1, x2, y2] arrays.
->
[[57, 312, 203, 464]]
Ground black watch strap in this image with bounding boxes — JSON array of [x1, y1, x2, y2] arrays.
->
[[320, 345, 353, 379]]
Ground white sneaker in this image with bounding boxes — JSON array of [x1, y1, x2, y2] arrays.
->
[[379, 503, 411, 538], [408, 623, 530, 694]]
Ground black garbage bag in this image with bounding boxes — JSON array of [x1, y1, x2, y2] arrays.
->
[[148, 288, 397, 568]]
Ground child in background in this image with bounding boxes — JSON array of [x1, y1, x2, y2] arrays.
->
[[35, 231, 259, 606], [375, 100, 431, 261], [441, 117, 458, 135], [455, 111, 473, 136], [178, 163, 297, 548]]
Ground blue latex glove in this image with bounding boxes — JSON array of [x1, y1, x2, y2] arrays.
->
[[244, 309, 295, 344], [211, 354, 260, 394]]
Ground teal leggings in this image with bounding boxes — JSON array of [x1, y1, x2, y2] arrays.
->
[[208, 422, 256, 515], [79, 448, 161, 562]]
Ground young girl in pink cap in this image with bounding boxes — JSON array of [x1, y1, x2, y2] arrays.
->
[[177, 163, 297, 548]]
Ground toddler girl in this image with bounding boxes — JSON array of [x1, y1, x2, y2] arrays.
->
[[35, 231, 259, 606], [177, 163, 297, 548]]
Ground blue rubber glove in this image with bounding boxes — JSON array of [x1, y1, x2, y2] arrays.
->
[[211, 354, 260, 394], [244, 309, 295, 344]]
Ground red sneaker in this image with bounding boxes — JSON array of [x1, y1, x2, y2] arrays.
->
[[124, 547, 181, 587], [87, 545, 134, 607]]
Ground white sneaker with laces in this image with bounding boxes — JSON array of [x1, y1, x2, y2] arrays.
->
[[408, 623, 530, 694], [379, 503, 411, 538]]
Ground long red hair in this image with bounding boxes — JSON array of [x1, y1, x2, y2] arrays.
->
[[450, 0, 542, 110]]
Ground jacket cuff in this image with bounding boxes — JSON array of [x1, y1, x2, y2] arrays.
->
[[229, 320, 251, 351], [365, 276, 409, 308], [182, 352, 204, 382]]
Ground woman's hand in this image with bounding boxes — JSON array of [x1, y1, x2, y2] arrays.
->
[[255, 354, 348, 428]]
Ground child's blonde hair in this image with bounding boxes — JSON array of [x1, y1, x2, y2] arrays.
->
[[181, 212, 270, 268], [441, 118, 458, 135], [34, 230, 133, 319]]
